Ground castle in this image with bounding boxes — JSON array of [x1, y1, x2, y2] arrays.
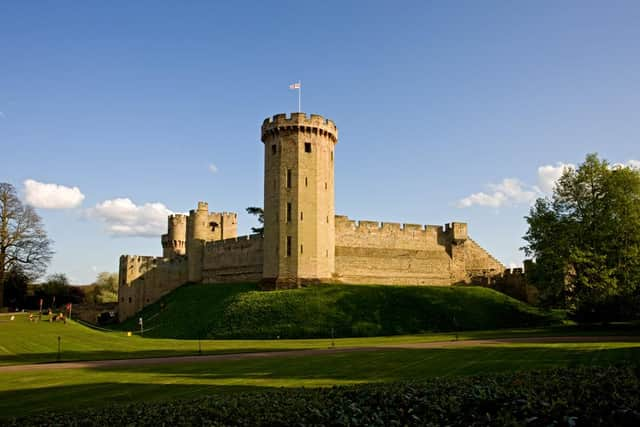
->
[[118, 113, 505, 321]]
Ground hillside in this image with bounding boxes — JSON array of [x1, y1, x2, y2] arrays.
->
[[114, 283, 561, 339]]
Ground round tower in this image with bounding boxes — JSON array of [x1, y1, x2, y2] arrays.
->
[[186, 201, 210, 282], [162, 214, 187, 258], [261, 112, 338, 288]]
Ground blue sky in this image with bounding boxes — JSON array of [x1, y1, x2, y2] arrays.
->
[[1, 1, 639, 284]]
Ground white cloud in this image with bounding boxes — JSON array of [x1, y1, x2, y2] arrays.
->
[[457, 178, 537, 208], [209, 163, 218, 174], [612, 159, 640, 170], [24, 179, 85, 209], [0, 111, 5, 119], [88, 198, 172, 237], [536, 163, 575, 194]]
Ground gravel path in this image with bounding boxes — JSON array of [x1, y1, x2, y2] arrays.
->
[[1, 335, 638, 372]]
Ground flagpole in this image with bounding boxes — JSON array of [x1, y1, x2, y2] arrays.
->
[[298, 80, 301, 112]]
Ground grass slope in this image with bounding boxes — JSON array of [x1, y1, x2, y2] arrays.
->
[[115, 283, 561, 339]]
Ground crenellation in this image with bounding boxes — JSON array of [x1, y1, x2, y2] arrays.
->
[[402, 223, 423, 232], [381, 222, 402, 231]]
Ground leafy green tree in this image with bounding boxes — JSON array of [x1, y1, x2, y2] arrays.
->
[[246, 207, 264, 235], [35, 273, 84, 307], [0, 182, 53, 307], [2, 267, 29, 309], [523, 154, 640, 321], [93, 272, 118, 303]]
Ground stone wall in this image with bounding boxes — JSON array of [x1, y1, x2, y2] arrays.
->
[[202, 234, 264, 283], [335, 216, 459, 285], [118, 255, 188, 322]]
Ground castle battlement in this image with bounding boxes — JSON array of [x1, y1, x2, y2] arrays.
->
[[204, 234, 263, 251], [335, 215, 466, 237], [261, 112, 337, 143]]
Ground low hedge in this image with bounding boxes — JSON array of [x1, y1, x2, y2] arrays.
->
[[9, 365, 639, 426]]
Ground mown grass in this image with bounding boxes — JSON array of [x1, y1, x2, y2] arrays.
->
[[114, 283, 562, 339], [1, 312, 636, 366], [1, 341, 639, 419]]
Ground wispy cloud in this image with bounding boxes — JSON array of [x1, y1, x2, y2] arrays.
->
[[209, 163, 218, 174], [24, 179, 85, 209], [456, 178, 537, 208], [87, 198, 172, 237]]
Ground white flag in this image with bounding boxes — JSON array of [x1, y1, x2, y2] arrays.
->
[[289, 82, 301, 90]]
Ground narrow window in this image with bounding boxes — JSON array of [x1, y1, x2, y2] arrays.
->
[[326, 249, 329, 257], [271, 144, 277, 155], [286, 169, 292, 188], [326, 216, 329, 223], [287, 202, 292, 223], [128, 297, 132, 303], [305, 177, 308, 187], [324, 182, 328, 190], [300, 244, 304, 254], [300, 211, 304, 221], [331, 151, 334, 161], [304, 142, 312, 153], [286, 236, 292, 257]]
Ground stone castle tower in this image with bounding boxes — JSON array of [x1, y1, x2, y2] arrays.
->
[[186, 202, 237, 282], [261, 113, 338, 287]]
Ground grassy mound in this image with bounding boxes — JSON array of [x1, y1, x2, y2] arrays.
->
[[115, 283, 561, 339], [10, 365, 640, 426]]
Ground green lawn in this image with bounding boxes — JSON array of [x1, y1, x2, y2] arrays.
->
[[114, 283, 562, 339], [2, 313, 636, 366], [1, 340, 639, 419]]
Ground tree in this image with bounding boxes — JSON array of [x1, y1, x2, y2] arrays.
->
[[246, 207, 264, 235], [2, 267, 29, 310], [523, 154, 640, 321], [0, 183, 53, 307], [93, 272, 118, 303], [35, 273, 84, 307]]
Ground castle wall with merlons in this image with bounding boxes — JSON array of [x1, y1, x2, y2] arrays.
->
[[332, 216, 504, 285]]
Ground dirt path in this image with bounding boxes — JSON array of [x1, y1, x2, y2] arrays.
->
[[1, 335, 638, 372]]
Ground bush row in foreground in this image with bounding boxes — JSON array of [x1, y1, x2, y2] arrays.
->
[[9, 365, 640, 426]]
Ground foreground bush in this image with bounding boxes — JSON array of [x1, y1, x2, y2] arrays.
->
[[10, 365, 640, 426]]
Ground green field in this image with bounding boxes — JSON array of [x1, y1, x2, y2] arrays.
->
[[114, 283, 562, 339], [1, 339, 639, 419], [1, 312, 621, 366], [1, 313, 639, 420]]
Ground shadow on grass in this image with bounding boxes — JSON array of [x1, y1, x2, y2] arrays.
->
[[3, 345, 640, 419], [0, 383, 271, 420], [0, 347, 304, 366]]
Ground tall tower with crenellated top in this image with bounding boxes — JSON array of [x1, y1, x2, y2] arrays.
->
[[261, 113, 338, 288]]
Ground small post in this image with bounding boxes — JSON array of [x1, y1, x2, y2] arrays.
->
[[138, 317, 143, 337], [57, 336, 61, 362]]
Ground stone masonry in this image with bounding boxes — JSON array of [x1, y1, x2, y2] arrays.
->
[[118, 112, 505, 321]]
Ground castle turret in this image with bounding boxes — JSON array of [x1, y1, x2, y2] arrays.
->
[[161, 214, 187, 258], [186, 202, 238, 282], [261, 113, 338, 288]]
